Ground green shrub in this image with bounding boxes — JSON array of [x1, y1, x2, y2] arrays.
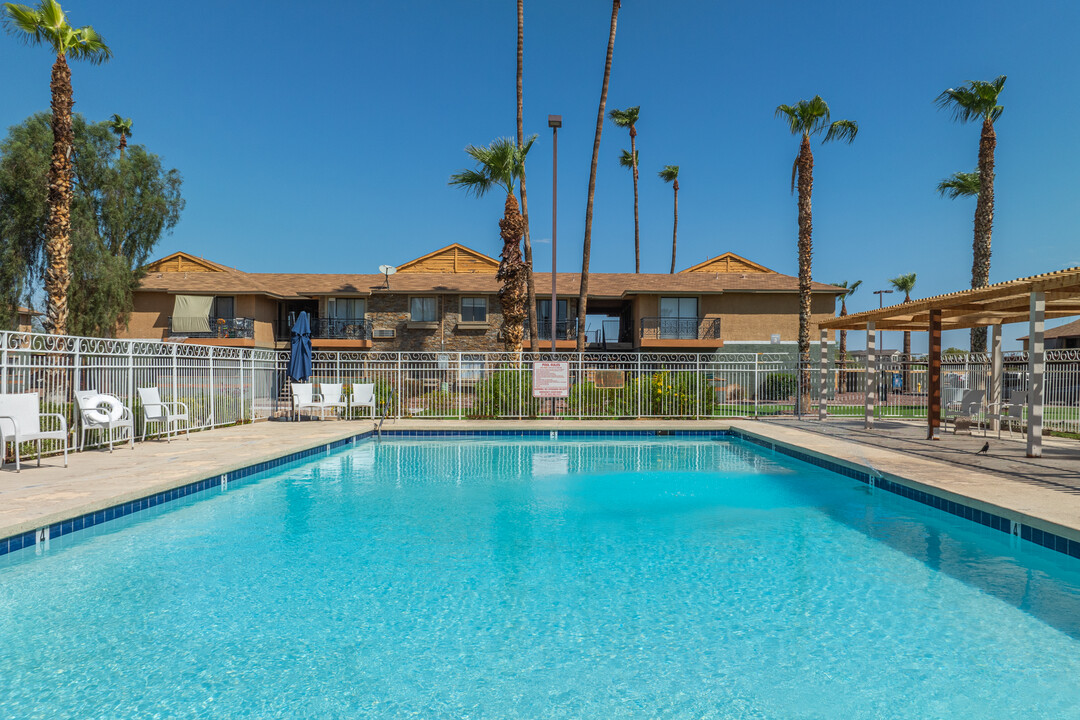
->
[[758, 372, 798, 402], [470, 367, 539, 418]]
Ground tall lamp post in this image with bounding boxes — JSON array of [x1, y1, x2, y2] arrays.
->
[[548, 114, 561, 353]]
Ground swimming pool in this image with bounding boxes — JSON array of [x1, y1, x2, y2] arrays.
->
[[2, 436, 1080, 718]]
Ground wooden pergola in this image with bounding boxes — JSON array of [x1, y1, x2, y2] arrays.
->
[[819, 265, 1080, 457]]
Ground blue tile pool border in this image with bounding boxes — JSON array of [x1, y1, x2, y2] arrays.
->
[[3, 426, 1077, 563], [0, 430, 373, 558]]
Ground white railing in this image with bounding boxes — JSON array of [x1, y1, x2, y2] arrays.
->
[[3, 330, 1079, 458]]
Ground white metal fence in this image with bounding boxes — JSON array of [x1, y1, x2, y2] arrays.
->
[[3, 331, 1079, 457]]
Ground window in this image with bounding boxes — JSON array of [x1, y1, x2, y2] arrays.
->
[[328, 297, 365, 319], [537, 299, 569, 339], [460, 297, 487, 322], [212, 296, 235, 319], [659, 297, 698, 339], [410, 297, 438, 322]]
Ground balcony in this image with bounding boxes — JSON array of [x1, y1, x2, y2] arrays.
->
[[168, 316, 255, 339], [524, 318, 579, 341], [640, 317, 722, 343], [311, 317, 371, 340]]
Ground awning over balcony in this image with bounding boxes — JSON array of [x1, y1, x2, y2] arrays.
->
[[171, 295, 213, 334]]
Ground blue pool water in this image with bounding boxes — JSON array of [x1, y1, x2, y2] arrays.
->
[[3, 437, 1080, 719]]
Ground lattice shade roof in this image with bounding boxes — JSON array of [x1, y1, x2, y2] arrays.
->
[[822, 266, 1080, 331]]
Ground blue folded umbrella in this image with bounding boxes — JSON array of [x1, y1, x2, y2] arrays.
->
[[288, 311, 312, 382]]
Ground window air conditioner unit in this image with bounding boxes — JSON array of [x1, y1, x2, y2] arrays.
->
[[372, 328, 396, 339]]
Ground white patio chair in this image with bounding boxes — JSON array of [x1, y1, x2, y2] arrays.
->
[[996, 391, 1027, 439], [944, 389, 986, 434], [75, 390, 135, 452], [137, 387, 189, 442], [291, 382, 324, 421], [0, 392, 68, 472], [319, 383, 347, 419], [349, 383, 377, 420]]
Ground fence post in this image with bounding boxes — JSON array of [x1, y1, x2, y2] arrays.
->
[[396, 353, 402, 418], [457, 353, 463, 419], [335, 352, 341, 383], [239, 349, 246, 424], [171, 343, 179, 410], [127, 341, 135, 410], [818, 329, 829, 421], [0, 332, 6, 394], [695, 354, 701, 419], [208, 346, 216, 427], [636, 353, 642, 418], [753, 354, 760, 418], [73, 337, 82, 396]]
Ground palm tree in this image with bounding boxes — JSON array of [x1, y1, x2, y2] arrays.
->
[[2, 0, 111, 335], [576, 0, 620, 352], [775, 96, 857, 398], [889, 273, 917, 390], [516, 0, 539, 353], [659, 165, 679, 273], [834, 279, 861, 394], [834, 279, 861, 363], [936, 75, 1006, 353], [609, 105, 641, 272], [108, 113, 132, 157], [450, 136, 536, 352]]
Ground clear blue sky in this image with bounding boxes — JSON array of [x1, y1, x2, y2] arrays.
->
[[3, 0, 1078, 349]]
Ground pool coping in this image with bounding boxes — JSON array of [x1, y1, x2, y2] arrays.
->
[[3, 423, 1079, 563]]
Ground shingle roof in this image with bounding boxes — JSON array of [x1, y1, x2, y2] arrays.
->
[[138, 267, 844, 298], [1018, 317, 1080, 341]]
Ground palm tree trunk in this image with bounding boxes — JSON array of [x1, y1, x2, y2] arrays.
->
[[796, 135, 814, 403], [576, 0, 620, 352], [44, 52, 74, 336], [517, 0, 540, 353], [497, 193, 528, 352], [970, 118, 995, 353], [119, 134, 127, 159], [630, 125, 639, 273], [669, 179, 678, 273]]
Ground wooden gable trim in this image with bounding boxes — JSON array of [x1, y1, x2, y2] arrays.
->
[[679, 252, 776, 274], [146, 252, 228, 274], [397, 243, 499, 273]]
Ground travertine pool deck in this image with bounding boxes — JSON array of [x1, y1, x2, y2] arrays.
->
[[3, 416, 1080, 547]]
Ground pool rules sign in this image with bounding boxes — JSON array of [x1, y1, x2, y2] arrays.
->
[[533, 361, 570, 397]]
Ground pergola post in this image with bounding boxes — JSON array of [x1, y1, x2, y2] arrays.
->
[[1027, 291, 1045, 457], [865, 322, 876, 430], [927, 309, 942, 440], [818, 328, 829, 420], [990, 324, 1003, 433]]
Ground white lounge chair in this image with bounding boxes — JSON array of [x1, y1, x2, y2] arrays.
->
[[349, 383, 377, 420], [944, 389, 986, 434], [0, 392, 69, 472], [319, 383, 348, 419], [75, 390, 135, 452], [137, 387, 189, 442], [292, 382, 323, 421]]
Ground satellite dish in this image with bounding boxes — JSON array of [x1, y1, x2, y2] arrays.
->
[[379, 264, 397, 289]]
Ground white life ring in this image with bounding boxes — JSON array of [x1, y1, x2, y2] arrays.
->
[[85, 394, 123, 424]]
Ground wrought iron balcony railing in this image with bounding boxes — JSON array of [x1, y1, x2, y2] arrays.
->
[[311, 317, 371, 340], [524, 318, 579, 340], [168, 316, 255, 339], [639, 317, 721, 341]]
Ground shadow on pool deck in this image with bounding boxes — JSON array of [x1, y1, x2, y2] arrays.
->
[[765, 417, 1080, 496]]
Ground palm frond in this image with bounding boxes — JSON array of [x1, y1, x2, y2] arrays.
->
[[834, 279, 863, 296], [776, 96, 833, 137], [451, 136, 531, 197], [935, 76, 1006, 124], [889, 273, 917, 297], [790, 155, 798, 195], [937, 171, 980, 199], [448, 168, 495, 198], [658, 164, 679, 182], [618, 148, 638, 169], [824, 119, 858, 144], [608, 105, 640, 128], [1, 3, 46, 44], [69, 24, 111, 63]]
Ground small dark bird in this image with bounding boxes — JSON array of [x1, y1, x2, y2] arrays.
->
[[975, 442, 990, 455]]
